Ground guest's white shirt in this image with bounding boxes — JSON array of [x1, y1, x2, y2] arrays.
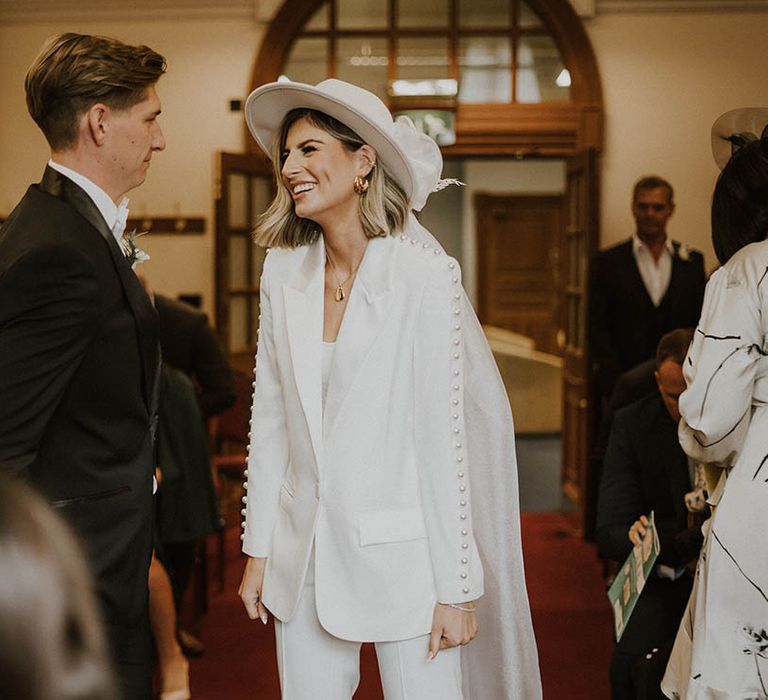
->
[[48, 160, 128, 246], [632, 234, 673, 307]]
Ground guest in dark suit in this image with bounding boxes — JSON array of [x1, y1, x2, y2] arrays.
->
[[155, 293, 236, 419], [597, 329, 706, 700], [588, 176, 706, 401], [0, 33, 166, 700], [146, 286, 234, 605]]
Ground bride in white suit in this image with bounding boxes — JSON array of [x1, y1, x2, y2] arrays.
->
[[238, 78, 541, 699]]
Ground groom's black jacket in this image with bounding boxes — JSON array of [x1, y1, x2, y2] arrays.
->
[[0, 167, 160, 691]]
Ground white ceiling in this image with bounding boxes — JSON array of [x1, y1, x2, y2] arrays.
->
[[0, 0, 766, 23]]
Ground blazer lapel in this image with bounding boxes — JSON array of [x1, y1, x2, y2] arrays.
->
[[283, 239, 325, 469], [39, 167, 159, 412], [323, 236, 393, 440]]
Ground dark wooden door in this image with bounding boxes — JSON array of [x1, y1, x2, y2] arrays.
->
[[475, 193, 563, 355], [214, 152, 273, 373], [561, 149, 599, 509]]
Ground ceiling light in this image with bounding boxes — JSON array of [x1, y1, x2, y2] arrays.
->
[[555, 69, 571, 88]]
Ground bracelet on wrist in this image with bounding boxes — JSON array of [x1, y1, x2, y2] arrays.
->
[[444, 602, 476, 613]]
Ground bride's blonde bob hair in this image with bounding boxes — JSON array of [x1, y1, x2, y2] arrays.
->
[[254, 108, 409, 249]]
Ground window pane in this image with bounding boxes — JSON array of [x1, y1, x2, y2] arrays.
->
[[396, 37, 449, 81], [398, 0, 449, 28], [516, 35, 569, 103], [338, 0, 386, 29], [229, 235, 247, 288], [228, 173, 248, 229], [283, 37, 328, 84], [518, 1, 543, 29], [335, 37, 388, 100], [251, 177, 272, 219], [459, 0, 510, 28], [458, 37, 512, 104], [304, 2, 329, 31], [229, 296, 247, 352]]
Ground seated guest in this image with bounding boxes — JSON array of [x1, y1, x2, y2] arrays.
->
[[597, 328, 707, 700], [0, 475, 116, 700], [586, 357, 658, 542]]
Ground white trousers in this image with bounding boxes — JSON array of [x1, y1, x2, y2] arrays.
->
[[274, 557, 463, 700]]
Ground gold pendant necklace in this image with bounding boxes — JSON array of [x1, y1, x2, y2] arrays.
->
[[326, 249, 362, 302]]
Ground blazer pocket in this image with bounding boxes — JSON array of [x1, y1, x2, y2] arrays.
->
[[358, 507, 427, 547]]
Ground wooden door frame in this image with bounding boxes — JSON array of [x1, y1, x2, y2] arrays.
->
[[214, 151, 272, 352], [561, 149, 599, 509]]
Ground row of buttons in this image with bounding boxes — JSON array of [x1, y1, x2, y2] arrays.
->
[[398, 235, 472, 597], [240, 370, 258, 542], [448, 260, 471, 596]]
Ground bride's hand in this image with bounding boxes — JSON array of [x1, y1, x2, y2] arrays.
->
[[428, 602, 478, 659], [239, 556, 268, 624]]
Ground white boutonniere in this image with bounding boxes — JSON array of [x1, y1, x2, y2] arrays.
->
[[122, 229, 150, 268], [677, 243, 690, 261]]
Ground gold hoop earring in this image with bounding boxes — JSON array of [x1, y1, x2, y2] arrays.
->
[[353, 175, 369, 195]]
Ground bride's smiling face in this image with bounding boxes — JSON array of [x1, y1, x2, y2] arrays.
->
[[280, 117, 370, 226]]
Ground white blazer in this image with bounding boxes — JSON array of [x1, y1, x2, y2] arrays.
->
[[242, 233, 483, 642]]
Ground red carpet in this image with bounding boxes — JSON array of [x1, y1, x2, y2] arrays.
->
[[188, 512, 612, 699]]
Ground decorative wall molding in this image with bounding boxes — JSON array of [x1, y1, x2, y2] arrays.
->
[[2, 0, 767, 23], [0, 0, 275, 24], [596, 0, 768, 14], [126, 216, 206, 235]]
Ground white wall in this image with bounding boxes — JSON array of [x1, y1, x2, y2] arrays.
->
[[585, 11, 768, 271], [0, 18, 266, 315]]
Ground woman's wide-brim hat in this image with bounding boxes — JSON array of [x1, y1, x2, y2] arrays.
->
[[711, 107, 768, 170], [245, 79, 442, 211]]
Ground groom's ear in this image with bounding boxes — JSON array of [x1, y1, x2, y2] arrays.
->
[[84, 103, 109, 147]]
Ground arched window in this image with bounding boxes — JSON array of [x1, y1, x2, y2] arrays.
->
[[248, 0, 602, 155]]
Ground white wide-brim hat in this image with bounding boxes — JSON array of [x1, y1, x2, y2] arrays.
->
[[711, 107, 768, 170], [245, 78, 443, 211]]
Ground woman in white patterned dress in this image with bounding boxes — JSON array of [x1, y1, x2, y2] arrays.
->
[[662, 112, 768, 698]]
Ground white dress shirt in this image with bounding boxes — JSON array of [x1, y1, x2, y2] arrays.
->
[[631, 235, 673, 307], [48, 160, 128, 246]]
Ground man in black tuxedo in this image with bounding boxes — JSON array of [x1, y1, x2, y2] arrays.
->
[[597, 329, 707, 699], [588, 176, 706, 401], [0, 33, 166, 699]]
